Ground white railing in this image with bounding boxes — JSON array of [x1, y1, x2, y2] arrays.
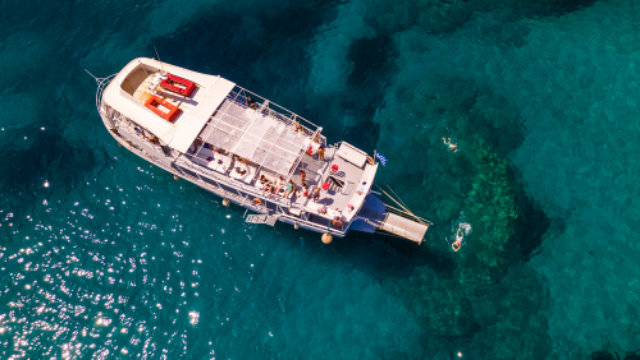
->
[[278, 213, 345, 236], [95, 74, 117, 111], [227, 87, 328, 145]]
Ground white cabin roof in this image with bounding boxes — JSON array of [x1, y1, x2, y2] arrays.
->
[[102, 57, 235, 152]]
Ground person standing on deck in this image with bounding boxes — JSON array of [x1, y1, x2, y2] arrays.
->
[[283, 180, 294, 198], [317, 146, 325, 161], [300, 169, 306, 184], [312, 187, 321, 202]]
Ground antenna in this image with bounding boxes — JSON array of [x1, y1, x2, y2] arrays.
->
[[84, 69, 98, 80], [154, 46, 167, 75]]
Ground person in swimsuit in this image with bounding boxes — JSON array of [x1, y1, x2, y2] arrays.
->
[[452, 228, 464, 252], [270, 176, 283, 194], [262, 182, 272, 192], [442, 137, 458, 152], [312, 187, 321, 202]]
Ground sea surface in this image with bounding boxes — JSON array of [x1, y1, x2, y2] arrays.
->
[[1, 0, 640, 359]]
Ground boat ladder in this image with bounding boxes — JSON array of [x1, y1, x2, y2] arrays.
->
[[245, 214, 278, 226]]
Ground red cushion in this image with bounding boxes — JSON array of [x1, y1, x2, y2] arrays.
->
[[322, 183, 330, 191], [331, 164, 339, 172], [160, 74, 196, 97]]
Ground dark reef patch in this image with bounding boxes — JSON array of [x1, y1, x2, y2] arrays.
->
[[591, 351, 640, 360], [0, 113, 103, 220], [347, 35, 397, 88], [373, 75, 558, 357]]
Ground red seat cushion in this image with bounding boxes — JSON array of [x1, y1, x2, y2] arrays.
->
[[322, 182, 330, 191], [331, 164, 339, 172], [160, 74, 196, 97]]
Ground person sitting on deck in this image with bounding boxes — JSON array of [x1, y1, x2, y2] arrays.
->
[[273, 176, 284, 194], [302, 184, 309, 197], [262, 182, 272, 193], [452, 228, 464, 252], [246, 96, 257, 110], [135, 126, 146, 139], [283, 180, 294, 198], [291, 121, 301, 133], [148, 136, 160, 146], [300, 169, 306, 184], [189, 138, 203, 154], [259, 175, 269, 185], [317, 146, 325, 161]]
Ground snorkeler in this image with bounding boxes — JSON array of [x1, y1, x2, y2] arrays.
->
[[452, 228, 464, 252], [442, 137, 458, 152]]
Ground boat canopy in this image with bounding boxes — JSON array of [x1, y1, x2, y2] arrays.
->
[[102, 57, 235, 152], [199, 97, 308, 175]]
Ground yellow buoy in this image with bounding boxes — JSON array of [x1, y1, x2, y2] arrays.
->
[[173, 175, 179, 181], [321, 233, 333, 244], [222, 199, 230, 207]]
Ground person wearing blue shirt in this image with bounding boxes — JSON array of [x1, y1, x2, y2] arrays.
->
[[246, 96, 257, 110]]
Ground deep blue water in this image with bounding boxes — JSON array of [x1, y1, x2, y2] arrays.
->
[[2, 0, 640, 358]]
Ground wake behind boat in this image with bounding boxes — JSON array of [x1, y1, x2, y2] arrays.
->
[[93, 58, 429, 243]]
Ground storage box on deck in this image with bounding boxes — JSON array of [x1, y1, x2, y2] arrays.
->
[[335, 142, 368, 168]]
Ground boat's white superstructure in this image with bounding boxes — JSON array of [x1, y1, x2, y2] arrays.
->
[[95, 58, 429, 243]]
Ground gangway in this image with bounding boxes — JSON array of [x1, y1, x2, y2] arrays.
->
[[246, 214, 278, 226], [354, 194, 430, 244]]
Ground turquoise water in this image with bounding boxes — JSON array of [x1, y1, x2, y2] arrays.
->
[[2, 0, 640, 358]]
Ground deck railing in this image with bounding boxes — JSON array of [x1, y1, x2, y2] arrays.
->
[[228, 87, 327, 146], [95, 74, 116, 111]]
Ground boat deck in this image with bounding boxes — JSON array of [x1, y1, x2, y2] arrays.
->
[[110, 89, 377, 233], [98, 58, 434, 242]]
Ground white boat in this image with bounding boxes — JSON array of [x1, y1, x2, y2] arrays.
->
[[93, 58, 429, 243]]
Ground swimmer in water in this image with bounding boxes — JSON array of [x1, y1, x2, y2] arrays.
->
[[442, 137, 458, 152], [452, 228, 464, 252]]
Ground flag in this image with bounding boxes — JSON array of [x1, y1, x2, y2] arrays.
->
[[375, 152, 388, 166]]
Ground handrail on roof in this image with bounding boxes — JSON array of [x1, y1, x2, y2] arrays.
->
[[190, 89, 322, 178], [230, 86, 325, 139]]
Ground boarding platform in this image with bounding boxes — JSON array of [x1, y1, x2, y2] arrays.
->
[[355, 195, 429, 244]]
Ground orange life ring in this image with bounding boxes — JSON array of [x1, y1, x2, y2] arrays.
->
[[253, 198, 263, 206], [367, 156, 375, 166], [332, 219, 344, 227]]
